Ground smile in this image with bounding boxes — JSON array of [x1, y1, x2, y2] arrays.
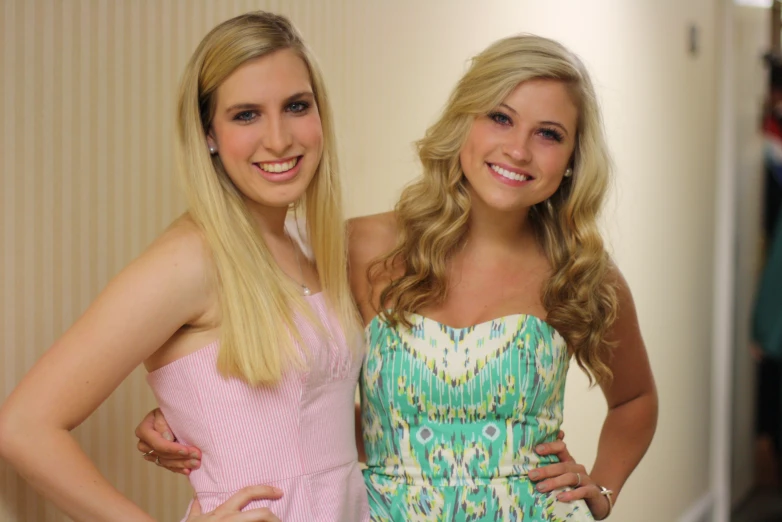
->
[[489, 163, 531, 182], [255, 156, 300, 173]]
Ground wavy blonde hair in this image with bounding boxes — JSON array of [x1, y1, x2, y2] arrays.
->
[[177, 12, 358, 386], [373, 34, 617, 385]]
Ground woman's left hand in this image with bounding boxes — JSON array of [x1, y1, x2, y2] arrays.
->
[[530, 430, 612, 520]]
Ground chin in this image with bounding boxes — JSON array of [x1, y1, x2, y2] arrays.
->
[[242, 188, 307, 211], [478, 195, 528, 213]]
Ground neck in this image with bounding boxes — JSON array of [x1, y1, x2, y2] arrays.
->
[[244, 197, 290, 240], [465, 195, 534, 254]]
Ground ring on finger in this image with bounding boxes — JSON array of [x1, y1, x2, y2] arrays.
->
[[141, 449, 155, 458], [575, 472, 582, 488]]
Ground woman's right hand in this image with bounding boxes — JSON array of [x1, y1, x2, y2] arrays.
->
[[135, 408, 202, 475], [185, 486, 283, 521]]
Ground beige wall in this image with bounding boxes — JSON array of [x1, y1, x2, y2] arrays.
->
[[1, 1, 721, 520]]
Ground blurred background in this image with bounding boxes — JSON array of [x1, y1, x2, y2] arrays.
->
[[1, 0, 780, 520]]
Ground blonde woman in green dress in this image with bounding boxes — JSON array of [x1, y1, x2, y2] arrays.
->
[[346, 34, 657, 521], [138, 34, 657, 521]]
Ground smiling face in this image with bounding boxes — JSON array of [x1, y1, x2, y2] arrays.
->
[[206, 48, 323, 210], [459, 78, 578, 215]]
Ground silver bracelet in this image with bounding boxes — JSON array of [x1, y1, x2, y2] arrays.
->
[[597, 485, 614, 518]]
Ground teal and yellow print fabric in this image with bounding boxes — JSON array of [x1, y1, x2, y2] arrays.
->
[[360, 313, 594, 522]]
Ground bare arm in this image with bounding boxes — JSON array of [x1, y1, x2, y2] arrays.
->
[[528, 268, 658, 520], [590, 268, 658, 500], [0, 224, 211, 521], [355, 402, 366, 463]]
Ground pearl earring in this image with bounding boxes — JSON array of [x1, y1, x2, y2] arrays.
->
[[564, 167, 573, 178], [209, 145, 217, 155]]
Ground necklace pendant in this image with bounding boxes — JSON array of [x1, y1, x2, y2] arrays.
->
[[302, 285, 311, 296]]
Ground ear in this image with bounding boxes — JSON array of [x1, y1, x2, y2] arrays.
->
[[206, 133, 218, 152]]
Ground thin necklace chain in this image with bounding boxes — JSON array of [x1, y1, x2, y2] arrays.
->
[[286, 232, 311, 296]]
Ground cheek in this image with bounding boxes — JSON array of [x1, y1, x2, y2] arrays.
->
[[458, 146, 470, 173], [535, 144, 573, 175], [541, 155, 568, 174], [459, 129, 484, 171], [216, 126, 258, 159], [296, 114, 324, 150]]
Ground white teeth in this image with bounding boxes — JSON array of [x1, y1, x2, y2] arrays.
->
[[257, 157, 299, 173], [490, 164, 528, 182]]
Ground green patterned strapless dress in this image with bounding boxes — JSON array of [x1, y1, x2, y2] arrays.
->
[[360, 313, 594, 522]]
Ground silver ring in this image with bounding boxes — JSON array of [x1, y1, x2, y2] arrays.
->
[[575, 472, 582, 488], [155, 455, 161, 466], [142, 450, 155, 458]]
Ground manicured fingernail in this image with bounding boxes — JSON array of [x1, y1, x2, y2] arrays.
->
[[163, 431, 174, 441], [536, 445, 546, 453], [178, 450, 188, 457], [557, 493, 566, 501], [528, 471, 540, 480], [273, 487, 283, 495], [537, 483, 546, 492], [190, 452, 200, 459], [189, 459, 200, 468]]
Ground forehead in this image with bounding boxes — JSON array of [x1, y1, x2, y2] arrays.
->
[[214, 48, 313, 107], [501, 79, 578, 128]]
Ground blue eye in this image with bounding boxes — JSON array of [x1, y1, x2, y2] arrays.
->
[[233, 111, 256, 123], [539, 128, 564, 142], [488, 111, 512, 126], [287, 101, 310, 114]]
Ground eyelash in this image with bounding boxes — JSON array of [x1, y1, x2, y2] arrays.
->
[[487, 111, 565, 143], [488, 111, 512, 126], [233, 111, 257, 123], [539, 128, 564, 143], [232, 101, 312, 123], [287, 101, 310, 114]]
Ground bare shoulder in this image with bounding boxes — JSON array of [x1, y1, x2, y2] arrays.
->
[[347, 211, 399, 266], [605, 259, 634, 306], [130, 215, 215, 311], [149, 216, 212, 274], [347, 212, 399, 311]]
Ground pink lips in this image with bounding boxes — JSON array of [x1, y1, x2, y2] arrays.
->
[[487, 162, 533, 187], [253, 156, 302, 183]]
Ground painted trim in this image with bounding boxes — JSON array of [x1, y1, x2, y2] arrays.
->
[[711, 1, 737, 522]]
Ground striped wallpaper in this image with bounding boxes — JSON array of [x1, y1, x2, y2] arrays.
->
[[0, 1, 366, 520]]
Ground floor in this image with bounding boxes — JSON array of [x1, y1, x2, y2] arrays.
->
[[733, 489, 782, 522], [733, 437, 782, 522]]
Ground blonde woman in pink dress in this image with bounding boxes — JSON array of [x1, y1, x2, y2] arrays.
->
[[0, 12, 368, 522]]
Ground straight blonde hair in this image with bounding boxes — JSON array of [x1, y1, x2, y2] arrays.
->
[[373, 34, 617, 386], [176, 12, 359, 386]]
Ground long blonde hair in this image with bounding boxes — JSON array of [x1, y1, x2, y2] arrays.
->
[[176, 12, 358, 386], [373, 35, 617, 385]]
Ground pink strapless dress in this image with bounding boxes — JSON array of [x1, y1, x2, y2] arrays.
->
[[146, 293, 369, 522]]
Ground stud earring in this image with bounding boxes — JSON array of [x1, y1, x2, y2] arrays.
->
[[564, 167, 573, 178], [209, 145, 217, 155]]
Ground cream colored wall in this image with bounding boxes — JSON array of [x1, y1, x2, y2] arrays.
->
[[1, 1, 721, 521]]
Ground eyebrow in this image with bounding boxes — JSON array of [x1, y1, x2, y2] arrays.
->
[[224, 91, 315, 114], [499, 103, 570, 136]]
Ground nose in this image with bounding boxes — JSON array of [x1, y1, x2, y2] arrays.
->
[[261, 115, 293, 156], [502, 134, 531, 164]]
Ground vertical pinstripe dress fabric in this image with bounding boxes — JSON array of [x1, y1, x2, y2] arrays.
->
[[146, 293, 369, 522]]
